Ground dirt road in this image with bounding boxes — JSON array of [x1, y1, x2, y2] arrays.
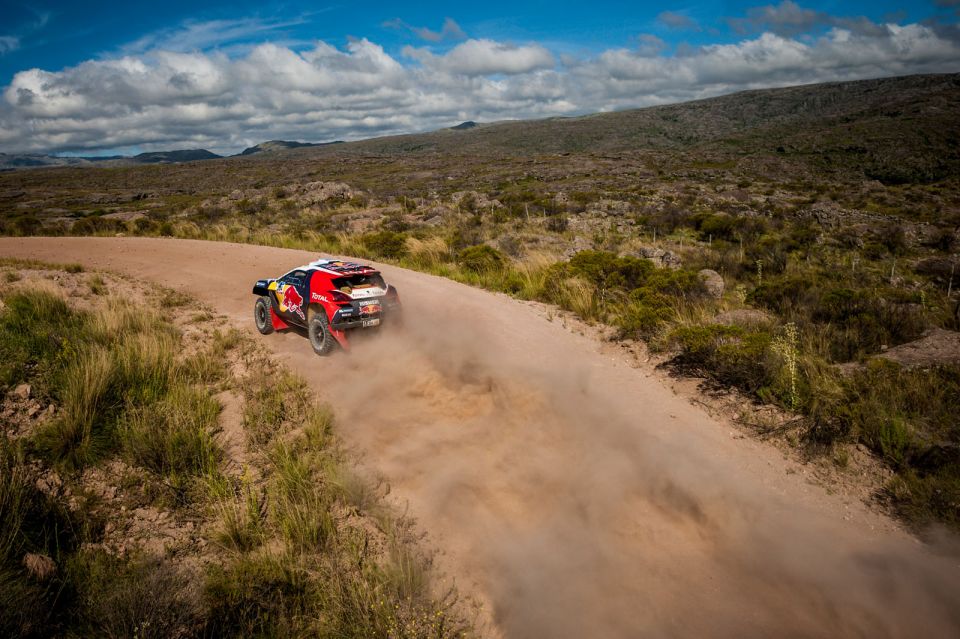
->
[[3, 237, 959, 638]]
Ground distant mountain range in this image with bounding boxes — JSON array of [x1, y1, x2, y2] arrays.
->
[[239, 140, 342, 156], [0, 140, 343, 171]]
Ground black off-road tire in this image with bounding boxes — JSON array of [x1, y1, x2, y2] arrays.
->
[[254, 296, 274, 335], [308, 311, 336, 356]]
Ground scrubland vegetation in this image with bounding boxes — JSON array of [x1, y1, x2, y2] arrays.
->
[[0, 262, 469, 638], [2, 74, 959, 529]]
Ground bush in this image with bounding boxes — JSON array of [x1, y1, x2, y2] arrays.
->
[[72, 216, 125, 236], [670, 325, 774, 393], [3, 214, 42, 236], [619, 270, 706, 338], [811, 360, 960, 526], [565, 250, 652, 290], [457, 244, 505, 273], [361, 231, 407, 260]]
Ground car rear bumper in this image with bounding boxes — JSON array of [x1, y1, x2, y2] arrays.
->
[[331, 313, 382, 331]]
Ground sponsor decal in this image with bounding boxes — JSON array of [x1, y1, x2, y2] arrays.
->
[[359, 302, 381, 316], [277, 284, 306, 321], [310, 291, 329, 304]]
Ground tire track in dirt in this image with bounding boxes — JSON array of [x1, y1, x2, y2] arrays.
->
[[3, 237, 959, 638]]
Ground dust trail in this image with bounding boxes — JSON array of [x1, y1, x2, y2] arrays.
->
[[331, 299, 960, 638]]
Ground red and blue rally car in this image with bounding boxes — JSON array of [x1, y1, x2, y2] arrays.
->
[[252, 258, 401, 355]]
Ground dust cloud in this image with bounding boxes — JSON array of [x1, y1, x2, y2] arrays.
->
[[327, 299, 960, 639]]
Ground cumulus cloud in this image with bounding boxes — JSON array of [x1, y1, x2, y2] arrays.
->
[[403, 39, 555, 75], [384, 17, 466, 42], [636, 34, 667, 57], [0, 16, 958, 154]]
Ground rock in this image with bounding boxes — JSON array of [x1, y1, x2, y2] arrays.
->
[[562, 236, 594, 260], [875, 328, 960, 368], [698, 269, 725, 298], [634, 247, 682, 270], [294, 181, 354, 206], [914, 257, 960, 288], [13, 384, 31, 400], [712, 309, 773, 327], [23, 553, 57, 581]]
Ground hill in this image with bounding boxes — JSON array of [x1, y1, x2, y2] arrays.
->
[[131, 149, 222, 164], [292, 73, 959, 185], [238, 140, 342, 156]]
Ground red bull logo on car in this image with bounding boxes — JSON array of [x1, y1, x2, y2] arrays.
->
[[277, 284, 305, 320]]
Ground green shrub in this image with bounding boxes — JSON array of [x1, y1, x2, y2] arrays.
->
[[362, 231, 407, 259], [809, 360, 960, 525], [565, 250, 652, 290], [3, 215, 42, 236], [72, 216, 125, 236], [457, 244, 505, 273], [670, 325, 774, 393]]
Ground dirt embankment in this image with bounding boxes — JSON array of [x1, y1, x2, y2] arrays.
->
[[3, 237, 959, 638]]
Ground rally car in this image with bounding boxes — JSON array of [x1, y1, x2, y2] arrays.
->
[[252, 258, 401, 355]]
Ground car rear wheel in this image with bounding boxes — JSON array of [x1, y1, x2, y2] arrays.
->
[[254, 296, 274, 335], [308, 311, 335, 356]]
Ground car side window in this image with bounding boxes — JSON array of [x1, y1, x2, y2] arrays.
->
[[282, 270, 308, 283]]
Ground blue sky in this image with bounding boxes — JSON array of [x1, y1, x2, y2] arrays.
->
[[0, 1, 958, 154]]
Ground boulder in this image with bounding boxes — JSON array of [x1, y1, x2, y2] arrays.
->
[[635, 247, 682, 270], [698, 269, 725, 298], [875, 328, 960, 368]]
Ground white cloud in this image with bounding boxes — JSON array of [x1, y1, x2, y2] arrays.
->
[[403, 39, 555, 75], [384, 17, 466, 42], [0, 18, 958, 154], [120, 16, 309, 55]]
